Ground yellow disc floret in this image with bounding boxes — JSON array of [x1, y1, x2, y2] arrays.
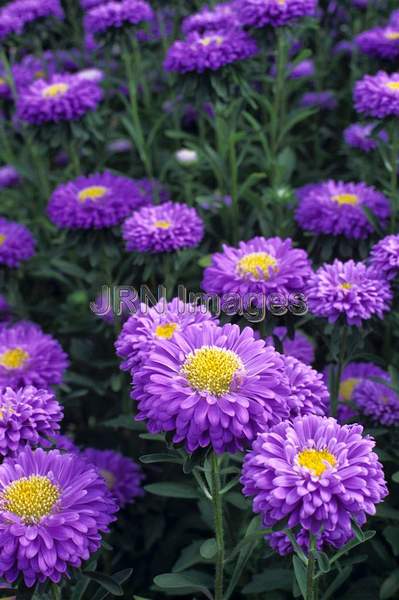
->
[[237, 252, 278, 280], [42, 83, 69, 98], [341, 282, 352, 290], [0, 348, 29, 370], [155, 322, 178, 339], [0, 234, 6, 246], [297, 448, 337, 477], [386, 81, 399, 91], [154, 220, 172, 229], [182, 346, 244, 396], [332, 193, 359, 206], [78, 186, 108, 202], [339, 377, 360, 402], [2, 475, 60, 524], [386, 32, 399, 40], [99, 469, 116, 490], [199, 35, 224, 47]]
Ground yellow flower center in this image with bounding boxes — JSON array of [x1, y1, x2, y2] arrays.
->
[[2, 475, 60, 524], [297, 448, 337, 477], [341, 282, 352, 290], [78, 185, 108, 202], [42, 83, 69, 98], [386, 32, 399, 40], [386, 82, 399, 91], [339, 377, 360, 402], [0, 77, 5, 86], [154, 219, 172, 229], [332, 193, 358, 206], [35, 70, 45, 79], [237, 252, 278, 280], [99, 469, 116, 490], [0, 348, 29, 369], [199, 35, 224, 46], [155, 322, 178, 339], [0, 234, 6, 246], [182, 346, 244, 396]]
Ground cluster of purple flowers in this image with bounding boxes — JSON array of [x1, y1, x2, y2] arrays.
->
[[236, 0, 317, 28], [83, 0, 153, 38], [343, 123, 387, 153], [0, 0, 63, 41]]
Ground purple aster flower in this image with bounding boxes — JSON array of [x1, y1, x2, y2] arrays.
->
[[0, 166, 20, 189], [354, 71, 399, 119], [333, 40, 354, 55], [0, 0, 63, 41], [122, 201, 204, 254], [356, 26, 399, 60], [299, 90, 337, 110], [106, 138, 132, 154], [369, 234, 399, 281], [136, 7, 174, 43], [241, 415, 388, 550], [390, 10, 399, 28], [289, 58, 315, 79], [164, 29, 258, 74], [265, 327, 314, 364], [0, 386, 63, 458], [0, 218, 35, 268], [282, 355, 328, 419], [295, 181, 390, 239], [236, 0, 317, 28], [0, 446, 118, 586], [343, 123, 387, 153], [48, 172, 154, 230], [133, 322, 291, 453], [182, 2, 240, 35], [81, 448, 144, 507], [0, 322, 69, 389], [16, 73, 103, 125], [84, 0, 153, 37], [202, 237, 312, 301], [116, 297, 217, 374], [50, 433, 79, 453], [355, 378, 399, 426], [327, 362, 388, 422], [307, 259, 392, 326]]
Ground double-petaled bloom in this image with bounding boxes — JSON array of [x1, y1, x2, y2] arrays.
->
[[235, 0, 317, 28], [354, 71, 399, 118], [241, 415, 388, 554], [0, 218, 35, 268]]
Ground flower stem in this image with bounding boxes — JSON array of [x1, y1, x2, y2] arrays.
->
[[306, 551, 316, 600], [389, 122, 399, 233], [210, 452, 225, 600], [330, 326, 348, 418]]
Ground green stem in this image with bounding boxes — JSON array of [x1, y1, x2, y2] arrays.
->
[[210, 453, 224, 600], [121, 38, 153, 178], [330, 327, 348, 418], [306, 553, 316, 600], [0, 48, 17, 101], [270, 28, 288, 188]]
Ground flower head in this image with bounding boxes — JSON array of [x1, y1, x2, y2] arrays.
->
[[84, 0, 153, 37], [295, 181, 390, 239], [122, 201, 204, 254], [265, 327, 314, 364], [356, 26, 399, 60], [16, 73, 103, 125], [299, 90, 337, 110], [354, 71, 399, 119], [0, 447, 118, 586], [355, 378, 399, 426], [116, 297, 217, 374], [0, 218, 35, 268], [0, 386, 63, 457], [236, 0, 317, 28], [307, 259, 392, 326], [182, 2, 240, 35], [133, 322, 291, 453], [281, 355, 328, 419], [242, 415, 388, 551], [369, 234, 399, 281], [81, 448, 144, 507], [48, 172, 154, 229], [164, 29, 258, 74], [0, 322, 69, 389], [0, 0, 63, 40], [202, 236, 312, 301], [0, 166, 20, 189], [343, 123, 387, 153], [288, 58, 315, 79]]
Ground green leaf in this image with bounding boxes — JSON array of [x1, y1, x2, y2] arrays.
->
[[154, 572, 213, 599], [173, 541, 204, 573], [198, 255, 212, 268], [315, 551, 330, 573], [293, 556, 307, 599], [380, 569, 399, 600], [145, 483, 199, 499], [83, 571, 124, 596], [376, 504, 399, 520], [102, 415, 146, 431], [383, 526, 399, 556], [139, 453, 183, 465], [242, 569, 293, 593], [321, 566, 352, 600], [392, 471, 399, 483], [200, 539, 217, 560]]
